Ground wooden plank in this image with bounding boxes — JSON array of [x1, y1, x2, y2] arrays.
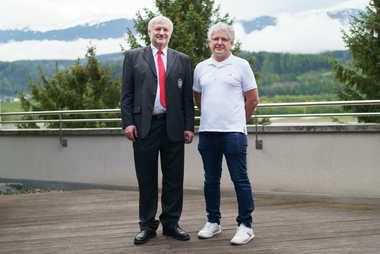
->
[[1, 190, 379, 254]]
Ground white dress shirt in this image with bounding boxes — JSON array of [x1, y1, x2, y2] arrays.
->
[[151, 45, 167, 115]]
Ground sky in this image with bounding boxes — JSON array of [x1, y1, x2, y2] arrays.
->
[[0, 0, 370, 61]]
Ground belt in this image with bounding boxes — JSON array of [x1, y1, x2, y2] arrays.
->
[[152, 114, 166, 120]]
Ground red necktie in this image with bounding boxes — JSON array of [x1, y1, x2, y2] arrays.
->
[[157, 50, 166, 107]]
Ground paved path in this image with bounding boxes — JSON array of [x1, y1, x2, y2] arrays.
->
[[1, 189, 379, 253]]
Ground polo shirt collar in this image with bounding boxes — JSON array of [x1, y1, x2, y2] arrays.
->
[[210, 52, 233, 67]]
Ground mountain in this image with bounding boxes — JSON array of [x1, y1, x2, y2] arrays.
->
[[0, 19, 136, 43], [236, 8, 360, 33], [0, 8, 361, 43], [326, 8, 361, 24], [237, 16, 277, 33]]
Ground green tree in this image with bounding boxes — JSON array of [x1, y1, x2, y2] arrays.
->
[[329, 0, 380, 123], [16, 46, 121, 128]]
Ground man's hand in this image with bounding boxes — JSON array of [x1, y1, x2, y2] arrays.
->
[[194, 91, 202, 112], [125, 125, 138, 142], [244, 89, 260, 123], [184, 130, 194, 144]]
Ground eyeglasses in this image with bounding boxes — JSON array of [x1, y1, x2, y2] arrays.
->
[[211, 37, 230, 43]]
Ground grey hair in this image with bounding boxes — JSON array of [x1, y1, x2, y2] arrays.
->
[[148, 16, 174, 33], [207, 22, 235, 41]]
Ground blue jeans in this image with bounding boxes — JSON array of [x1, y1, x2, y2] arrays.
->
[[198, 132, 255, 228]]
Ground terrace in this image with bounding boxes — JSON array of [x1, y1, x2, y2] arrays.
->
[[1, 189, 380, 253], [1, 100, 380, 252]]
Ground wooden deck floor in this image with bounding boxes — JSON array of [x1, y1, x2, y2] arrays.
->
[[1, 189, 380, 254]]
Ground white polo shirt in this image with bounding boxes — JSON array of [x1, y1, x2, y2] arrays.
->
[[193, 53, 257, 134]]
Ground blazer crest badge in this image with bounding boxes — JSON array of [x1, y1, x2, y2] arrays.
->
[[178, 79, 183, 89]]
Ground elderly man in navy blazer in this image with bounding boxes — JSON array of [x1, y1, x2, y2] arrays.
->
[[120, 15, 195, 244]]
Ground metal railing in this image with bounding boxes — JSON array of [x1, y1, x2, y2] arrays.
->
[[1, 100, 380, 147], [254, 100, 380, 119], [2, 100, 380, 125]]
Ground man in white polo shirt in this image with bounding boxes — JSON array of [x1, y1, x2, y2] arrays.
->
[[193, 22, 259, 245]]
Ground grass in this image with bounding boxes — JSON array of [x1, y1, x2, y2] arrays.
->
[[1, 101, 22, 113], [0, 101, 23, 126]]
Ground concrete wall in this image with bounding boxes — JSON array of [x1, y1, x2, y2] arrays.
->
[[1, 124, 380, 204]]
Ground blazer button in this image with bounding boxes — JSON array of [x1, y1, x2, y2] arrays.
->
[[153, 93, 156, 96], [151, 108, 153, 111]]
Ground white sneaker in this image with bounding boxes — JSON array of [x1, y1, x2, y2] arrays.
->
[[230, 224, 254, 245], [198, 222, 222, 239]]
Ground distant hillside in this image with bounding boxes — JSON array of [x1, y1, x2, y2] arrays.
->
[[0, 51, 125, 97], [239, 50, 351, 97], [0, 50, 351, 98], [243, 50, 352, 75]]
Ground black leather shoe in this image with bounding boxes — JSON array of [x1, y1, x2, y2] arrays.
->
[[134, 230, 157, 244], [163, 226, 190, 240]]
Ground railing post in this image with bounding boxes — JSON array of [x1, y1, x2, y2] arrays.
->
[[59, 114, 67, 147], [59, 113, 62, 146], [255, 110, 262, 149]]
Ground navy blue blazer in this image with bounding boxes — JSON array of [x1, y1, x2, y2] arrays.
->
[[120, 46, 194, 141]]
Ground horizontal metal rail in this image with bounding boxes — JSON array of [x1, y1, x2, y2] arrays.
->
[[1, 100, 380, 117], [1, 100, 380, 123], [257, 100, 380, 108], [0, 109, 121, 116], [253, 112, 380, 119], [1, 118, 122, 124]]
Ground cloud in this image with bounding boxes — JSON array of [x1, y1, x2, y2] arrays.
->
[[327, 0, 369, 11], [214, 0, 367, 20], [0, 0, 155, 31], [0, 38, 128, 62], [234, 11, 349, 54]]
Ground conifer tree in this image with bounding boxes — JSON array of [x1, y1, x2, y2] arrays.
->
[[329, 0, 380, 123], [16, 46, 121, 128]]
